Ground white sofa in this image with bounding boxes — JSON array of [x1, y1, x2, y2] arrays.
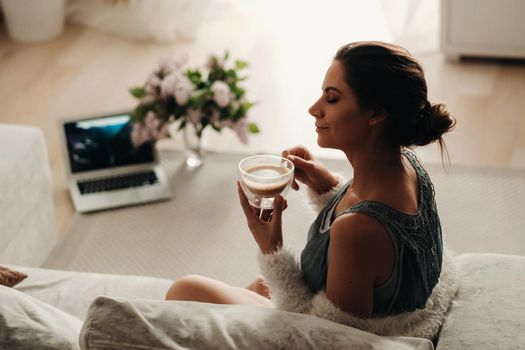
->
[[1, 123, 524, 349]]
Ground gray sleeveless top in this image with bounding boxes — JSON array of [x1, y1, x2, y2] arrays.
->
[[300, 150, 443, 316]]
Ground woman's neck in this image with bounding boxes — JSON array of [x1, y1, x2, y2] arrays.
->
[[344, 145, 407, 197]]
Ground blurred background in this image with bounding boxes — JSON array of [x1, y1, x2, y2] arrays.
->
[[1, 0, 524, 234]]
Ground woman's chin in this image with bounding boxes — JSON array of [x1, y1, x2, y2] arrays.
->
[[317, 137, 341, 151], [316, 136, 330, 148]]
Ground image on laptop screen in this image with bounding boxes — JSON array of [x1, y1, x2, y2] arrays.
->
[[64, 113, 155, 173]]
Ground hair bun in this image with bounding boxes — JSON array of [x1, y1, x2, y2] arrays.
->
[[415, 103, 456, 146]]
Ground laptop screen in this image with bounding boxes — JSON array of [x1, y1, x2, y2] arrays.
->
[[63, 113, 155, 174]]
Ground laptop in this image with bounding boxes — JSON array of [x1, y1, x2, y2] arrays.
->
[[59, 111, 172, 213]]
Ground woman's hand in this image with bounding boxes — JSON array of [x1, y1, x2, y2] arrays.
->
[[237, 182, 286, 255], [282, 145, 339, 194]]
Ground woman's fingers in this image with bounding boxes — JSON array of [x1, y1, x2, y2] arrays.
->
[[287, 155, 314, 171], [260, 209, 272, 222], [237, 182, 258, 223], [238, 182, 288, 226], [282, 145, 311, 161], [271, 195, 284, 227]]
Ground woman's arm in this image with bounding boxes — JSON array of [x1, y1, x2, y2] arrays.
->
[[324, 214, 383, 318]]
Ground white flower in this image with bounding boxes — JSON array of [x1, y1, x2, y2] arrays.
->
[[159, 53, 188, 74], [187, 108, 203, 125], [145, 73, 161, 95], [160, 73, 194, 105], [233, 117, 249, 144], [211, 80, 234, 108], [144, 111, 161, 132], [160, 72, 180, 97], [132, 113, 168, 146], [131, 122, 151, 147], [173, 75, 193, 105]]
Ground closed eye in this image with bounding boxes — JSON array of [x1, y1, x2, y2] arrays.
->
[[326, 94, 338, 104]]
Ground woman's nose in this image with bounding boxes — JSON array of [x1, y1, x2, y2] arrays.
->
[[308, 99, 323, 119]]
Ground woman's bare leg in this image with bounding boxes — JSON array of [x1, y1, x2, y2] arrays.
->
[[165, 274, 273, 308]]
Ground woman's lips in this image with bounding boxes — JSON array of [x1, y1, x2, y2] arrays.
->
[[316, 126, 329, 132]]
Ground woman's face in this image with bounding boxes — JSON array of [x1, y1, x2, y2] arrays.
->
[[308, 60, 372, 151]]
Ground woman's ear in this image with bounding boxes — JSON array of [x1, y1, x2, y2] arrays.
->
[[368, 109, 386, 126]]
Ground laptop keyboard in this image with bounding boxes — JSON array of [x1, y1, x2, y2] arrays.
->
[[77, 170, 159, 195]]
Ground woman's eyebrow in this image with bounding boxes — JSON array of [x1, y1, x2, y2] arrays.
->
[[324, 86, 342, 94]]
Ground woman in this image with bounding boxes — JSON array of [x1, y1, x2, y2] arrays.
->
[[165, 41, 458, 340]]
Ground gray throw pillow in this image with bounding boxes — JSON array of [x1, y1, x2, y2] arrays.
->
[[80, 296, 433, 350], [0, 285, 82, 350]]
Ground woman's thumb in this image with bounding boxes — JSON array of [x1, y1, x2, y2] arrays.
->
[[288, 155, 312, 170]]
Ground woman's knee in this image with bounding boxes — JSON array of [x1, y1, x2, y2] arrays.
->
[[165, 274, 223, 302]]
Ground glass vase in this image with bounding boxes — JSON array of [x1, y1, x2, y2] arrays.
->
[[183, 123, 203, 168]]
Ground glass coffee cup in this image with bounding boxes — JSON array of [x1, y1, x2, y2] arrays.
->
[[238, 154, 294, 210]]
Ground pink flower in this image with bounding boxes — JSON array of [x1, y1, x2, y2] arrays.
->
[[211, 81, 234, 108], [144, 111, 161, 132], [158, 53, 188, 74], [131, 122, 151, 147], [233, 117, 249, 144], [160, 72, 193, 105], [145, 73, 161, 96], [160, 73, 180, 97], [173, 75, 193, 105]]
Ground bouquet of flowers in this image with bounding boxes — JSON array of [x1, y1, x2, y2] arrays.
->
[[129, 52, 259, 148]]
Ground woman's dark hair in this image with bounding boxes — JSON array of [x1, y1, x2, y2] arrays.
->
[[334, 41, 456, 163]]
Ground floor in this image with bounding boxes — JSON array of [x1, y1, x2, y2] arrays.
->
[[1, 0, 524, 236]]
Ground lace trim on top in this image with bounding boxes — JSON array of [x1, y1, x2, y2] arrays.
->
[[337, 150, 442, 296]]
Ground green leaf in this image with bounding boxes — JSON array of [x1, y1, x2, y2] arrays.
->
[[223, 51, 230, 61], [208, 55, 219, 68], [130, 87, 147, 98], [235, 60, 248, 70], [208, 68, 226, 82], [186, 69, 202, 85], [188, 89, 208, 109], [231, 86, 245, 99], [248, 122, 260, 134], [241, 102, 254, 111], [130, 101, 155, 122], [233, 106, 244, 121], [130, 108, 143, 123]]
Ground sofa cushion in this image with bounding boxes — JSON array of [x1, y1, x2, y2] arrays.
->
[[0, 285, 82, 350], [80, 296, 433, 350], [0, 123, 57, 267], [11, 265, 173, 320], [0, 265, 27, 287], [437, 253, 525, 349]]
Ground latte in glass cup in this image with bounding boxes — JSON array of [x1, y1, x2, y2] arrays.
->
[[238, 155, 294, 209]]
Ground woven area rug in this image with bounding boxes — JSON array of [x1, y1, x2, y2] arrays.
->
[[43, 150, 525, 286]]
